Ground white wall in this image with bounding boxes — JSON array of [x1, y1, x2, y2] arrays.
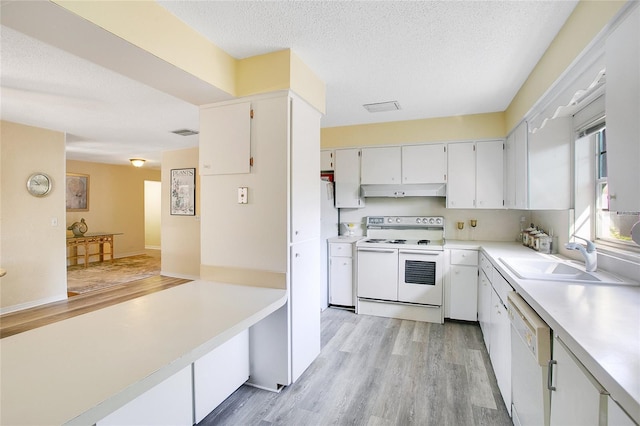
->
[[0, 121, 67, 312], [339, 197, 530, 242], [144, 180, 161, 249], [161, 148, 200, 279]]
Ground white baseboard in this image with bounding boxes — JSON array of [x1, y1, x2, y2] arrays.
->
[[160, 271, 199, 281], [0, 293, 67, 315], [145, 245, 161, 250]]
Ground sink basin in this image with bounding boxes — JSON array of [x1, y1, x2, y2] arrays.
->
[[499, 257, 629, 285]]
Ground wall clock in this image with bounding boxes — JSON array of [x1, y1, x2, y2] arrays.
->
[[26, 172, 52, 197]]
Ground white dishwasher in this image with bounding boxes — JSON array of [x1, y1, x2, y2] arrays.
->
[[508, 292, 552, 426]]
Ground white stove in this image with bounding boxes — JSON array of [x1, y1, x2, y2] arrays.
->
[[356, 216, 445, 250], [356, 216, 446, 323]]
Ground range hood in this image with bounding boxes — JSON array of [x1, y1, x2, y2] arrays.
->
[[360, 183, 446, 198]]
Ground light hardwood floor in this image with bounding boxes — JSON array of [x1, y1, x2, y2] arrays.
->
[[200, 308, 511, 426], [0, 275, 191, 338]]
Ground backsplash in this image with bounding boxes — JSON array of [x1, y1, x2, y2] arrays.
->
[[337, 197, 529, 242]]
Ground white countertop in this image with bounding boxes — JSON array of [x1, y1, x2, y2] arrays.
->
[[0, 281, 287, 425], [469, 241, 640, 423], [328, 235, 363, 243]]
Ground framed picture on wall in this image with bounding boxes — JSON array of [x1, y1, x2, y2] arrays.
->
[[66, 173, 90, 211], [170, 168, 196, 216]]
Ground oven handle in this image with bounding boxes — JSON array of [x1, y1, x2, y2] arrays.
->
[[399, 250, 442, 255], [357, 248, 396, 254]]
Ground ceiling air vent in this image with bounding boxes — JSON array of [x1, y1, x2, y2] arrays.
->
[[363, 101, 401, 113], [171, 129, 199, 136]]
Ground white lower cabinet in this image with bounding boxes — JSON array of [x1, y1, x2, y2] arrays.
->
[[477, 268, 492, 350], [329, 242, 354, 306], [549, 336, 608, 426], [448, 249, 478, 321], [489, 286, 511, 413], [193, 330, 249, 423], [97, 365, 193, 426], [608, 396, 636, 426]]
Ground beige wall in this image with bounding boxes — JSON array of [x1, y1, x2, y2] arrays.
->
[[66, 160, 160, 258], [321, 112, 505, 148], [1, 121, 67, 311], [144, 180, 161, 249], [161, 148, 200, 279]]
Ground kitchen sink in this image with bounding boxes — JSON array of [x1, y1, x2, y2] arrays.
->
[[499, 257, 630, 285]]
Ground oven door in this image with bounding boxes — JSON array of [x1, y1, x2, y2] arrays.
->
[[357, 248, 398, 301], [398, 250, 443, 305]]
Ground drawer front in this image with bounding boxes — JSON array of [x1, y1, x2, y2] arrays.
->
[[450, 249, 478, 266], [479, 252, 493, 282], [492, 268, 513, 304], [330, 243, 352, 257]]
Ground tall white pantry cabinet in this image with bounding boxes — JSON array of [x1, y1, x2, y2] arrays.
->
[[199, 91, 322, 391]]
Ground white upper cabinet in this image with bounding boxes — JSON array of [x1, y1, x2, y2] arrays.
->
[[476, 140, 504, 209], [606, 5, 640, 212], [334, 148, 365, 208], [291, 97, 321, 243], [504, 121, 528, 209], [360, 146, 402, 184], [402, 144, 447, 184], [447, 140, 503, 209], [199, 101, 251, 175], [447, 142, 476, 208], [528, 117, 572, 210], [320, 149, 334, 171]]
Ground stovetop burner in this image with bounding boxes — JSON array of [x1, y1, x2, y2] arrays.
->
[[387, 239, 406, 244], [418, 240, 431, 245]]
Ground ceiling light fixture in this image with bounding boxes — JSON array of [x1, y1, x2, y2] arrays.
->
[[171, 129, 199, 136], [363, 101, 401, 113], [130, 158, 146, 167]]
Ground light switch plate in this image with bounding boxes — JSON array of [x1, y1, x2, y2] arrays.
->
[[238, 187, 248, 204]]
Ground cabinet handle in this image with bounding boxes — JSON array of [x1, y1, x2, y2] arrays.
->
[[547, 360, 557, 391]]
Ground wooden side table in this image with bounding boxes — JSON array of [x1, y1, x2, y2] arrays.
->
[[67, 233, 122, 268]]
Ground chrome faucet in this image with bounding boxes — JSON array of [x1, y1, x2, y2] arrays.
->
[[564, 235, 597, 272]]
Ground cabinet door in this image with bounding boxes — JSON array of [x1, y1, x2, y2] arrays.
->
[[447, 142, 476, 208], [476, 140, 504, 209], [321, 150, 334, 171], [605, 6, 640, 212], [291, 97, 321, 243], [528, 117, 572, 210], [489, 289, 511, 413], [361, 147, 402, 184], [199, 101, 251, 175], [334, 149, 365, 208], [549, 336, 607, 426], [478, 269, 492, 350], [329, 256, 353, 306], [290, 239, 321, 382], [193, 330, 249, 423], [449, 264, 478, 321], [505, 121, 529, 209], [357, 249, 398, 301], [402, 144, 447, 184]]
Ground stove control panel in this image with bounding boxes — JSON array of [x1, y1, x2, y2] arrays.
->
[[366, 216, 444, 228]]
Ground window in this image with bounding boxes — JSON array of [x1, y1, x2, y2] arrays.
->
[[582, 125, 636, 248]]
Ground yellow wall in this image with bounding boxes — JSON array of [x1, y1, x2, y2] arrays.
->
[[1, 121, 67, 311], [321, 112, 505, 148], [53, 1, 326, 114], [66, 160, 161, 258], [505, 0, 626, 133], [144, 180, 162, 249], [161, 148, 200, 279]]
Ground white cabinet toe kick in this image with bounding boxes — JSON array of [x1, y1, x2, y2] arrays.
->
[[357, 298, 444, 324]]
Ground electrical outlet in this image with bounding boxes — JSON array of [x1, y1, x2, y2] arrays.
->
[[238, 187, 248, 204]]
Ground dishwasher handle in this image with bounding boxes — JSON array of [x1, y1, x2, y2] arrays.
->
[[547, 359, 557, 391]]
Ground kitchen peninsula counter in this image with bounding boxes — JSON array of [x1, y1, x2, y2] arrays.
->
[[0, 281, 287, 425], [447, 240, 640, 423]]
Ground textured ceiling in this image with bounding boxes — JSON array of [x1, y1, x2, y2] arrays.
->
[[159, 0, 579, 127], [0, 1, 578, 166]]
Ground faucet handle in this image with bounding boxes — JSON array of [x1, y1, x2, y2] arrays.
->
[[571, 235, 596, 252]]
